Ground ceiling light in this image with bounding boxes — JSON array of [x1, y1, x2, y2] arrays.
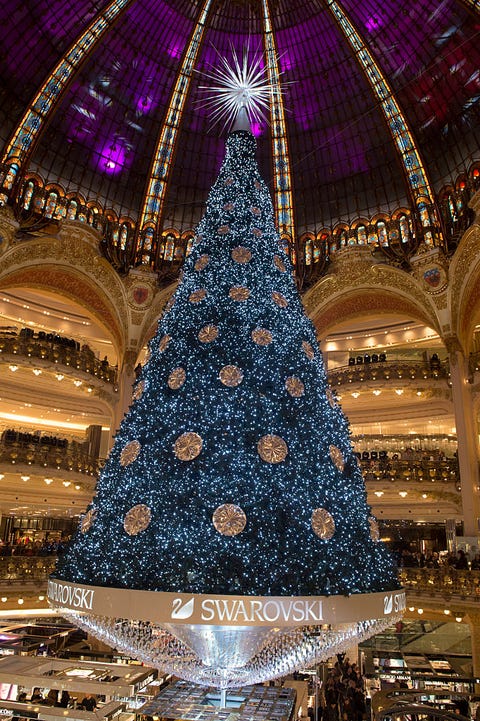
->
[[0, 475, 4, 481], [372, 390, 381, 396], [444, 609, 450, 615], [62, 481, 71, 487], [8, 365, 18, 372], [17, 599, 24, 605], [32, 369, 42, 376], [374, 491, 384, 497], [73, 380, 82, 387], [351, 392, 360, 398], [399, 491, 408, 497], [75, 484, 81, 490], [395, 389, 403, 395], [87, 387, 93, 393], [1, 597, 7, 603], [408, 606, 415, 612], [417, 608, 423, 614], [55, 373, 64, 381], [455, 615, 463, 622], [38, 595, 45, 601], [422, 493, 427, 499], [20, 475, 30, 482], [416, 391, 422, 396], [44, 478, 53, 485]]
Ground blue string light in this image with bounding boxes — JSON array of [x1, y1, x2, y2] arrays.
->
[[56, 129, 398, 598]]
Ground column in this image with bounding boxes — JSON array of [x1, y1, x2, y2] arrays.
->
[[111, 349, 138, 439], [446, 337, 480, 538], [465, 612, 480, 685]]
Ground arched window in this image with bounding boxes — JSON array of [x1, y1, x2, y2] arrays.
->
[[399, 215, 410, 243], [67, 200, 78, 220], [141, 227, 156, 265], [185, 235, 195, 257], [377, 221, 388, 246], [163, 234, 176, 262], [119, 224, 129, 251], [22, 181, 34, 210], [368, 228, 378, 245], [357, 225, 367, 245], [44, 192, 58, 219], [304, 238, 313, 265]]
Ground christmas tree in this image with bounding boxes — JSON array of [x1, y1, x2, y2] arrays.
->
[[55, 113, 398, 600]]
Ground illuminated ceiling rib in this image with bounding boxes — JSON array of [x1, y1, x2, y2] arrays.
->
[[1, 0, 133, 171], [325, 0, 438, 240], [137, 0, 213, 260], [260, 0, 296, 246], [460, 0, 480, 10]]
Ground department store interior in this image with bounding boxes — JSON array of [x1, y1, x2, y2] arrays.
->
[[0, 0, 480, 719]]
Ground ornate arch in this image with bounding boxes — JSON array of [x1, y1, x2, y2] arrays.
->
[[0, 232, 129, 359], [303, 249, 441, 337], [449, 221, 480, 354]]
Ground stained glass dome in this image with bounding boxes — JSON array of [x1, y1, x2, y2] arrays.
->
[[0, 0, 479, 285]]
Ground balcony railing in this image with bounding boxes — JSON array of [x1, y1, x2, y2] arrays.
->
[[0, 555, 57, 584], [0, 333, 117, 385], [328, 360, 449, 386], [361, 458, 459, 484], [400, 567, 480, 600], [0, 438, 101, 476]]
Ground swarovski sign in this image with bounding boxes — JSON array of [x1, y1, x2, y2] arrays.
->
[[48, 577, 405, 627]]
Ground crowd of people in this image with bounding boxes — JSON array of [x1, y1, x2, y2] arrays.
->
[[0, 535, 69, 557], [308, 656, 368, 721], [400, 548, 480, 570], [16, 688, 97, 711]]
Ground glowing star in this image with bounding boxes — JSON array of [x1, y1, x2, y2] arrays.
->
[[197, 46, 281, 131]]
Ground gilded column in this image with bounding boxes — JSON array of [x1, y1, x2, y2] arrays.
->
[[446, 336, 480, 538]]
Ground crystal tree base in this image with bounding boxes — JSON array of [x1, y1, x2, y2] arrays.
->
[[58, 610, 398, 688], [48, 580, 404, 688]]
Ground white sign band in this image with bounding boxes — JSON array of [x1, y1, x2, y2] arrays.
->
[[48, 578, 405, 627]]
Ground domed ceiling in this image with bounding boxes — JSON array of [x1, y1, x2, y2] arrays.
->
[[0, 0, 479, 243]]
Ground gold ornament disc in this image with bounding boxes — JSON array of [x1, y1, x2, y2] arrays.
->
[[231, 246, 252, 264], [195, 254, 209, 271], [159, 334, 171, 352], [369, 517, 380, 542], [218, 225, 230, 235], [312, 508, 335, 540], [168, 367, 186, 389], [165, 295, 175, 312], [198, 324, 219, 343], [254, 179, 261, 190], [223, 201, 234, 211], [326, 388, 336, 407], [285, 376, 305, 397], [329, 444, 345, 472], [124, 504, 151, 536], [189, 288, 207, 303], [257, 434, 288, 464], [80, 508, 97, 534], [174, 432, 203, 461], [272, 291, 288, 308], [250, 206, 261, 216], [120, 439, 141, 467], [132, 380, 145, 401], [302, 341, 314, 360], [219, 365, 244, 387], [212, 504, 247, 536], [252, 328, 273, 346], [253, 227, 263, 237], [229, 286, 250, 301], [194, 234, 203, 245], [273, 255, 286, 272], [225, 177, 234, 186]]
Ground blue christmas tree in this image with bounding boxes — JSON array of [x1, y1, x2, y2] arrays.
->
[[55, 121, 398, 599]]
